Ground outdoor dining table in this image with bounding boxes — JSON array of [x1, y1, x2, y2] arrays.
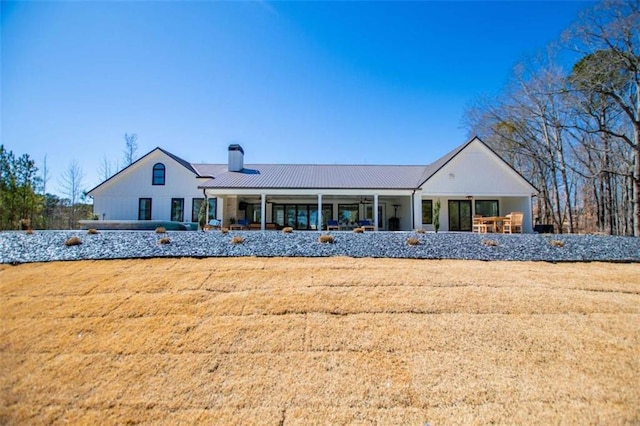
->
[[479, 216, 509, 233]]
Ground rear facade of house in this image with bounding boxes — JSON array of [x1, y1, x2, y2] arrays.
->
[[87, 137, 537, 232]]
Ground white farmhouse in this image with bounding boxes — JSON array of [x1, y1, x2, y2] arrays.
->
[[86, 137, 537, 232]]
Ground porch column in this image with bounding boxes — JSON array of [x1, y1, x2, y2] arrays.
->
[[373, 194, 379, 231], [260, 193, 266, 230], [317, 193, 323, 230], [217, 196, 224, 222], [412, 191, 421, 231]]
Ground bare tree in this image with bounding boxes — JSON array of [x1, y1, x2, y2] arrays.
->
[[58, 160, 85, 229], [41, 155, 50, 196], [564, 0, 640, 235], [465, 55, 580, 233], [99, 155, 116, 182], [123, 133, 139, 167]]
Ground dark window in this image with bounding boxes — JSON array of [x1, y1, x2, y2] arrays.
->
[[338, 204, 359, 225], [247, 204, 262, 223], [171, 198, 184, 222], [422, 200, 433, 224], [448, 200, 472, 231], [152, 163, 165, 185], [192, 198, 204, 223], [207, 198, 217, 221], [138, 198, 152, 220], [475, 200, 499, 217]]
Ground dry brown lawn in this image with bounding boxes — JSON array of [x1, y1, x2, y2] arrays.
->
[[1, 257, 639, 425]]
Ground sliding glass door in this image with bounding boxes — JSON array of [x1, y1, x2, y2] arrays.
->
[[273, 204, 332, 230], [448, 200, 472, 231]]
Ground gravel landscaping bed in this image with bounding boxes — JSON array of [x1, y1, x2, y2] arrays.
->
[[1, 230, 639, 264]]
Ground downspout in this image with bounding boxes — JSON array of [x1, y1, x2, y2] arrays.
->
[[411, 190, 416, 230]]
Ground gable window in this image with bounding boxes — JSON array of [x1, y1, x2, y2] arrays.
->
[[138, 198, 152, 220], [422, 200, 433, 224], [475, 200, 499, 217], [152, 163, 165, 185], [171, 198, 184, 222]]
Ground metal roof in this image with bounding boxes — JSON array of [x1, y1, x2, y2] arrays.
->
[[195, 164, 429, 189], [89, 137, 536, 195]]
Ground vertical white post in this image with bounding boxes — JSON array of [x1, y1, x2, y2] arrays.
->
[[261, 194, 266, 230], [217, 197, 223, 222], [413, 191, 421, 231], [373, 194, 379, 231], [317, 193, 323, 230]]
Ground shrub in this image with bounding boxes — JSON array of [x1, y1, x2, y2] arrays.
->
[[26, 229, 34, 235], [550, 239, 565, 248], [482, 239, 498, 247], [406, 237, 420, 246], [155, 227, 166, 234], [318, 234, 334, 244], [353, 227, 364, 233], [231, 236, 244, 244], [282, 227, 294, 234], [64, 236, 82, 247], [415, 228, 425, 234], [221, 227, 229, 234], [87, 228, 99, 235], [159, 237, 170, 245]]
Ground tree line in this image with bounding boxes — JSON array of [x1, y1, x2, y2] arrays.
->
[[464, 0, 639, 236], [0, 134, 139, 230]]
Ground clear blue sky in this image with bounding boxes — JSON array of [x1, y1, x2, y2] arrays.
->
[[1, 1, 593, 197]]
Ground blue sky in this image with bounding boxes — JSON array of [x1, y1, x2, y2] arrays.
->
[[1, 1, 593, 196]]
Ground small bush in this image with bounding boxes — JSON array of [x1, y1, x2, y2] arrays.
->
[[221, 227, 229, 234], [282, 227, 294, 234], [159, 237, 170, 245], [26, 229, 34, 235], [155, 227, 166, 234], [231, 236, 244, 244], [482, 239, 498, 247], [87, 228, 99, 235], [406, 237, 420, 246], [353, 227, 364, 233], [64, 236, 82, 247], [415, 228, 425, 234], [318, 234, 334, 244], [550, 239, 565, 248]]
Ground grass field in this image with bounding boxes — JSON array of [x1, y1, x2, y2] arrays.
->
[[1, 257, 639, 425]]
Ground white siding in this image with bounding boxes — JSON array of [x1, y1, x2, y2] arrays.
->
[[418, 140, 536, 233], [90, 150, 205, 221], [420, 140, 534, 197]]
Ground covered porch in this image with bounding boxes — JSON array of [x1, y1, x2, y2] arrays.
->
[[203, 189, 416, 231], [416, 194, 534, 233]]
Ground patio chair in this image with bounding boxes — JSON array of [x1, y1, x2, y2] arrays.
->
[[207, 219, 221, 230], [358, 220, 375, 231], [503, 212, 523, 234], [472, 215, 488, 233], [326, 220, 340, 231]]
